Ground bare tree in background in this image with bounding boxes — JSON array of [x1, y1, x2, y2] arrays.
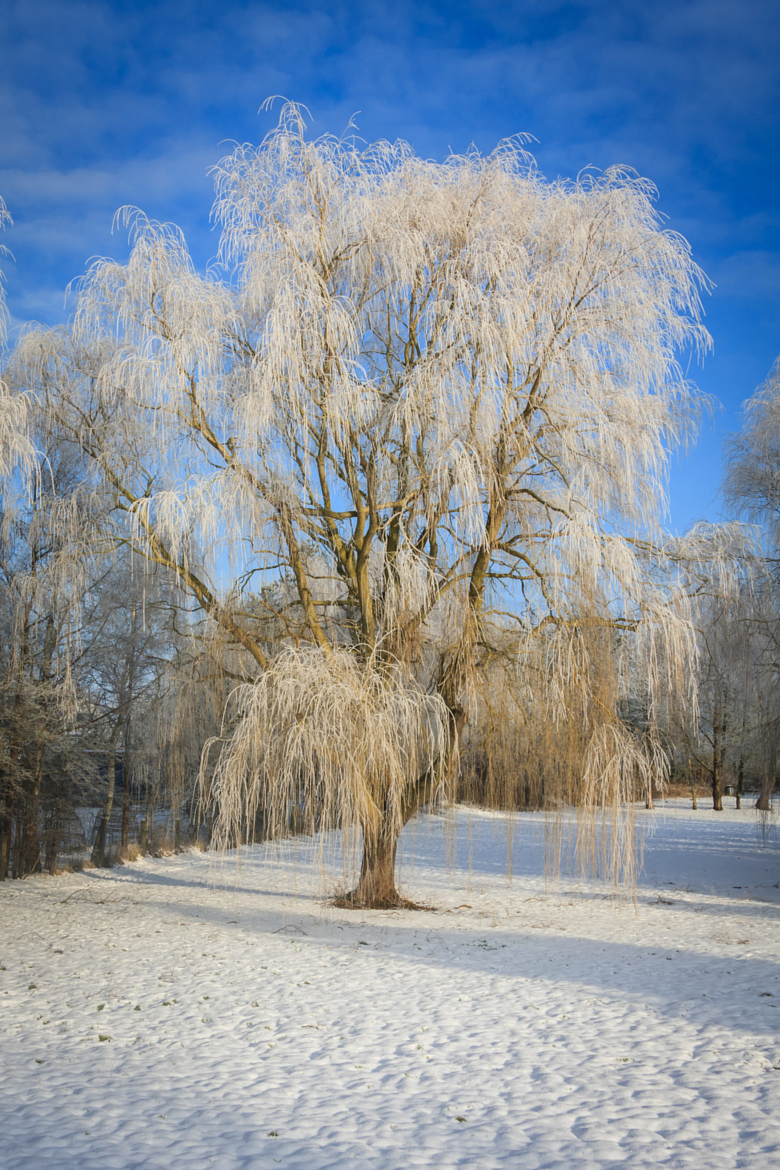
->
[[5, 105, 714, 904], [675, 586, 752, 811], [724, 357, 780, 810], [82, 557, 175, 866], [0, 433, 103, 878]]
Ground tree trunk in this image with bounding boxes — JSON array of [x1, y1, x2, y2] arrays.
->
[[711, 708, 725, 811], [335, 781, 429, 909], [711, 768, 723, 811], [337, 707, 466, 910], [345, 824, 405, 909], [120, 707, 132, 851], [146, 794, 154, 853], [0, 787, 13, 880], [45, 799, 65, 874], [755, 743, 776, 811], [121, 778, 130, 851], [336, 815, 430, 910], [755, 773, 777, 811], [686, 756, 697, 809], [91, 735, 118, 867], [15, 766, 43, 877], [1, 682, 24, 880]]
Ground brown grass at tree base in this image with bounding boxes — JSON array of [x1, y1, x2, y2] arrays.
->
[[331, 891, 434, 911]]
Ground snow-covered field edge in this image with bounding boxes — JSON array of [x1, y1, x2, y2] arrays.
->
[[1, 803, 778, 1169]]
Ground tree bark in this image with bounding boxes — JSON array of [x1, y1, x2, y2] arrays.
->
[[1, 680, 24, 880], [711, 707, 725, 811], [335, 787, 431, 909], [755, 741, 776, 811], [121, 776, 131, 851], [346, 824, 405, 909], [755, 772, 777, 810], [45, 799, 65, 874], [91, 731, 119, 867], [144, 791, 155, 853], [15, 612, 57, 876], [337, 706, 466, 910], [120, 711, 132, 851], [15, 766, 43, 877], [0, 787, 13, 880]]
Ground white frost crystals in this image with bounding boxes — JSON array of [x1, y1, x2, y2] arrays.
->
[[202, 646, 453, 857], [0, 198, 36, 483], [1, 104, 722, 902]]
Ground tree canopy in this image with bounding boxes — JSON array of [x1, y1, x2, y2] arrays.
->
[[2, 105, 719, 902]]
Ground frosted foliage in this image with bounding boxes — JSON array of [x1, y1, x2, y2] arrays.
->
[[725, 357, 780, 543], [1, 199, 36, 480], [46, 103, 708, 601], [203, 647, 452, 855], [0, 381, 36, 482], [0, 196, 10, 347], [1, 106, 718, 897]]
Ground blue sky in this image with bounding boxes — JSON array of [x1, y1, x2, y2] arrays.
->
[[1, 0, 778, 532]]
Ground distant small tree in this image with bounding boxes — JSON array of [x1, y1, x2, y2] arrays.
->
[[724, 357, 780, 810], [6, 105, 712, 904], [675, 588, 751, 811]]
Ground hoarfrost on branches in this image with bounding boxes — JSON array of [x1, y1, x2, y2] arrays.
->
[[3, 104, 720, 903]]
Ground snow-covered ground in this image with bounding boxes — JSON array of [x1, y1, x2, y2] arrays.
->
[[1, 802, 778, 1169]]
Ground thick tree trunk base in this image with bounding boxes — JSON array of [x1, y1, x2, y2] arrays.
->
[[332, 889, 430, 911], [332, 824, 434, 910], [755, 771, 776, 811]]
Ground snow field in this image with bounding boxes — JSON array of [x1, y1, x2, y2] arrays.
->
[[0, 803, 778, 1169]]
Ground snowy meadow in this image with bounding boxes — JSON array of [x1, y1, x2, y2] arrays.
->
[[1, 802, 778, 1170]]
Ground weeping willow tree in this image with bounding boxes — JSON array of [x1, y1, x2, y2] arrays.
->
[[5, 103, 711, 905]]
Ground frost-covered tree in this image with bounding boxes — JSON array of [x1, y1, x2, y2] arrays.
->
[[674, 587, 751, 811], [6, 105, 712, 904], [724, 357, 780, 809], [725, 358, 780, 542], [0, 200, 35, 482]]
